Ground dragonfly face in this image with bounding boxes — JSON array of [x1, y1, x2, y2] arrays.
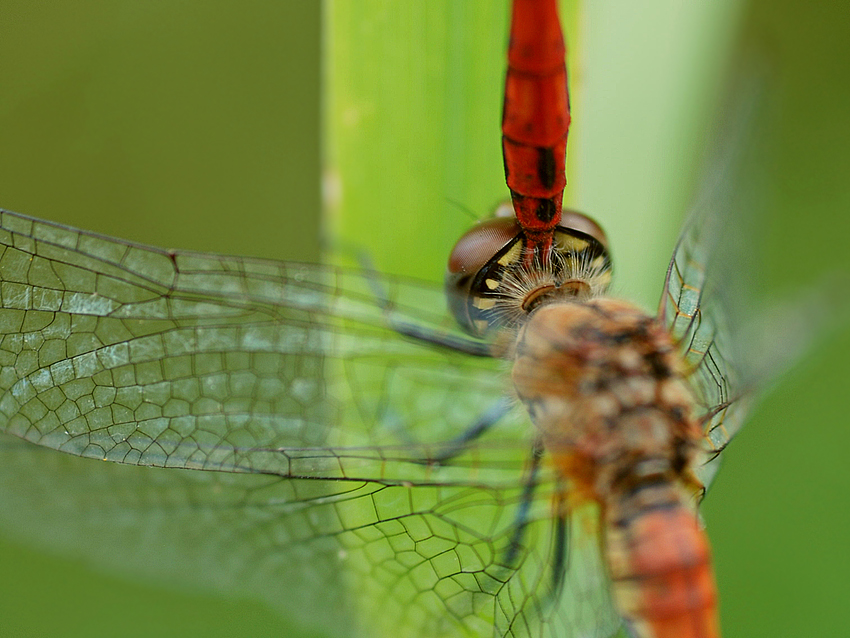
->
[[4, 1, 848, 638], [445, 211, 612, 338]]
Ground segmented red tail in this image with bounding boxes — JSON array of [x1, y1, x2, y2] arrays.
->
[[606, 484, 721, 638], [502, 0, 570, 265]]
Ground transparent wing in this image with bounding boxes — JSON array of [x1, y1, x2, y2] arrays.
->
[[656, 76, 778, 491], [0, 208, 528, 483], [495, 503, 624, 638], [1, 430, 627, 638], [0, 209, 627, 637], [658, 206, 749, 490]]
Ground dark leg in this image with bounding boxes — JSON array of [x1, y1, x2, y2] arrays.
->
[[504, 439, 544, 568], [428, 395, 514, 464], [550, 483, 569, 594], [357, 250, 493, 357]]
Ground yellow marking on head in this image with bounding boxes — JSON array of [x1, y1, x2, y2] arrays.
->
[[555, 235, 589, 252], [475, 297, 497, 310], [497, 243, 523, 266]]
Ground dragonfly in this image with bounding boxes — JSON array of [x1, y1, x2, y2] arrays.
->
[[1, 2, 844, 638]]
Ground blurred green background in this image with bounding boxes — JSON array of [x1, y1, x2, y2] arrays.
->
[[0, 2, 319, 637], [1, 1, 849, 637]]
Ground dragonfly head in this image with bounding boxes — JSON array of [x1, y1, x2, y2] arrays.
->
[[446, 209, 613, 338]]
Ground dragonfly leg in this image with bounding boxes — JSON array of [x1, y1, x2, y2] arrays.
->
[[355, 250, 494, 357], [550, 482, 570, 594], [504, 439, 544, 568], [427, 395, 514, 464], [386, 318, 493, 357]]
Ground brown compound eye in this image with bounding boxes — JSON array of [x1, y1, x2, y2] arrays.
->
[[447, 217, 521, 279], [445, 217, 522, 337]]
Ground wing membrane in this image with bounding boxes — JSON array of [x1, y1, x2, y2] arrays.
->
[[0, 209, 531, 487], [659, 209, 749, 489], [1, 430, 627, 638]]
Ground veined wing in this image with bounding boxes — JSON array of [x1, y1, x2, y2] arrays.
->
[[658, 198, 748, 491], [0, 208, 533, 487], [1, 428, 627, 638], [656, 77, 773, 491]]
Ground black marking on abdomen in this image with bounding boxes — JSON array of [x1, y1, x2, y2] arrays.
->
[[535, 198, 557, 223], [537, 146, 556, 190]]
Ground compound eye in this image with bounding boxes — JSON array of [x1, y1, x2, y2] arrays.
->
[[560, 210, 608, 251], [447, 217, 520, 278], [445, 217, 521, 336]]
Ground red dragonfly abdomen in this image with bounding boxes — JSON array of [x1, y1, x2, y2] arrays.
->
[[605, 482, 720, 638], [503, 0, 570, 263]]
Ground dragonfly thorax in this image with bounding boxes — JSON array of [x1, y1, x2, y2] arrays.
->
[[511, 298, 705, 501]]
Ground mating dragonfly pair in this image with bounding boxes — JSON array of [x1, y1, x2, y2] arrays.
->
[[0, 1, 795, 637]]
